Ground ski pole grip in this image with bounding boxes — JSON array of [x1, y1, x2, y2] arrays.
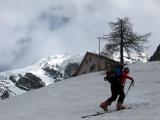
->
[[131, 80, 134, 87]]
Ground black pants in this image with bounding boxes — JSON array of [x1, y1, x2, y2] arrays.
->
[[107, 81, 125, 104]]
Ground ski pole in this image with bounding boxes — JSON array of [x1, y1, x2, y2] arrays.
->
[[125, 80, 134, 96]]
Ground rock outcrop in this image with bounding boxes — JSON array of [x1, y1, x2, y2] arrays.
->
[[149, 44, 160, 61]]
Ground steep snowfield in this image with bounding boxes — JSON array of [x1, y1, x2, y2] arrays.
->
[[0, 61, 159, 120]]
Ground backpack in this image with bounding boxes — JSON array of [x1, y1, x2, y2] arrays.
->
[[104, 68, 115, 83], [104, 63, 123, 83], [114, 64, 123, 78]]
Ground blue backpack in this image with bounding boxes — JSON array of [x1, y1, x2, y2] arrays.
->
[[114, 64, 123, 78]]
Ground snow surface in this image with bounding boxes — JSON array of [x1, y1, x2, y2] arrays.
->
[[0, 61, 160, 120]]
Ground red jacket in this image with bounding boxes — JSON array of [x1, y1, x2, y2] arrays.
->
[[119, 70, 133, 86]]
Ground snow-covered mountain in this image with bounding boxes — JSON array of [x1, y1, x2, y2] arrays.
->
[[101, 51, 148, 64], [0, 61, 159, 120], [0, 53, 83, 98]]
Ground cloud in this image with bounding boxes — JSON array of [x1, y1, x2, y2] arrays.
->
[[38, 8, 71, 31], [0, 0, 160, 71]]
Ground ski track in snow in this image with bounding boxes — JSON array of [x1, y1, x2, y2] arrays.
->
[[0, 61, 160, 120]]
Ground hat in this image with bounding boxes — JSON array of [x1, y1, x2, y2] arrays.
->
[[124, 67, 130, 72]]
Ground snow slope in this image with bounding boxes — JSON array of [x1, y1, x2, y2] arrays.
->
[[0, 61, 160, 120]]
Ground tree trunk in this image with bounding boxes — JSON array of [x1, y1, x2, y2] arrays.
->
[[120, 19, 124, 65]]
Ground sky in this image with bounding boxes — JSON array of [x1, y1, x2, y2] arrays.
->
[[0, 0, 160, 71]]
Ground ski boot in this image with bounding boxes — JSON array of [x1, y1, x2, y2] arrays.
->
[[99, 101, 110, 111], [116, 102, 126, 110]]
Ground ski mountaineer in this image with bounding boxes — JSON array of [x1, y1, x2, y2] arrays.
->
[[100, 65, 134, 111]]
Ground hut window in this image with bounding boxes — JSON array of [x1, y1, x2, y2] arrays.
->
[[90, 64, 96, 72], [89, 57, 91, 62], [86, 60, 88, 64]]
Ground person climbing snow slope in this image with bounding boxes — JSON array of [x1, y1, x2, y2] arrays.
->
[[100, 66, 134, 111]]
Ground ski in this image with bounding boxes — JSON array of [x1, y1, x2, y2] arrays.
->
[[81, 102, 149, 118], [81, 107, 131, 118]]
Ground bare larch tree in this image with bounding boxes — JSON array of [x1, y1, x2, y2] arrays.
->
[[101, 17, 151, 64]]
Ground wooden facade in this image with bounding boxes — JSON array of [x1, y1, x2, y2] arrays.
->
[[73, 52, 116, 76]]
